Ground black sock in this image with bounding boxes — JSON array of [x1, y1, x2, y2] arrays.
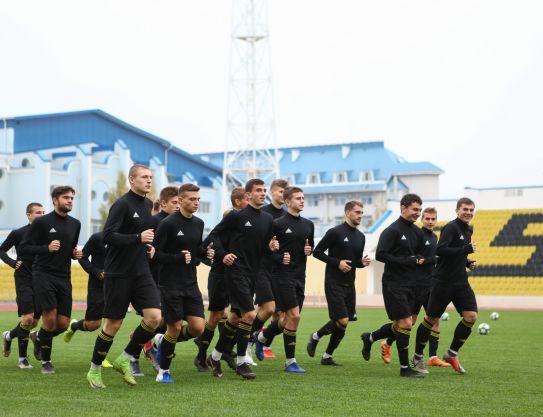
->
[[125, 320, 156, 357], [450, 319, 474, 353], [9, 323, 20, 339], [217, 316, 227, 334], [18, 323, 32, 358], [251, 313, 267, 335], [176, 325, 196, 342], [71, 319, 86, 332], [371, 323, 395, 342], [316, 320, 336, 339], [198, 321, 216, 355], [91, 330, 114, 365], [37, 328, 55, 362], [159, 333, 177, 370], [395, 327, 411, 368], [262, 320, 283, 343], [325, 321, 347, 355], [283, 328, 297, 359], [215, 320, 237, 354], [429, 330, 439, 357], [415, 319, 432, 356], [236, 321, 252, 358], [155, 324, 167, 335]]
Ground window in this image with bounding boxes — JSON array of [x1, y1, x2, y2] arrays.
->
[[362, 215, 373, 229], [335, 216, 344, 225], [200, 201, 211, 214], [361, 195, 373, 205], [91, 190, 97, 200], [21, 158, 30, 168], [505, 188, 523, 197], [307, 196, 319, 207], [360, 170, 374, 182], [102, 192, 109, 202], [284, 175, 295, 186], [0, 168, 3, 179], [335, 195, 347, 206], [91, 220, 101, 234], [307, 173, 320, 184], [334, 171, 347, 183], [0, 200, 3, 210]]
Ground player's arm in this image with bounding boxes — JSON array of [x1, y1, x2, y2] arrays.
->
[[375, 228, 415, 266], [78, 234, 102, 278], [103, 201, 140, 246], [209, 211, 238, 264], [0, 231, 18, 268], [193, 220, 209, 264], [155, 221, 185, 264], [313, 229, 340, 267], [19, 220, 50, 256], [355, 234, 367, 268], [71, 221, 82, 259], [436, 225, 473, 256], [269, 221, 284, 264]]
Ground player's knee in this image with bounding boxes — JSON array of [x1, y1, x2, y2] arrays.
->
[[191, 321, 205, 337], [397, 318, 412, 329], [144, 312, 162, 328], [261, 303, 275, 317], [464, 311, 477, 323], [242, 310, 256, 322], [86, 321, 101, 332], [170, 321, 183, 333], [337, 317, 349, 327], [21, 316, 34, 327]]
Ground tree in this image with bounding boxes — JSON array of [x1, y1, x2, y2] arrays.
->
[[99, 171, 128, 227]]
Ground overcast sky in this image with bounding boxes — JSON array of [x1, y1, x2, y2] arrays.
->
[[1, 0, 542, 198]]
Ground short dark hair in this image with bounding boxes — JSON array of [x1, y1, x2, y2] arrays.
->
[[159, 186, 179, 202], [26, 202, 43, 214], [179, 183, 200, 195], [456, 197, 475, 209], [128, 164, 150, 178], [230, 187, 246, 206], [270, 179, 288, 190], [245, 178, 265, 192], [283, 186, 303, 201], [153, 199, 160, 212], [422, 207, 437, 216], [51, 185, 75, 200], [400, 193, 422, 208], [344, 200, 363, 212]]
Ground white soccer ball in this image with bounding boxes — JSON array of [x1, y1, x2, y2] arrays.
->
[[478, 323, 490, 335], [490, 312, 500, 321], [440, 312, 450, 321]]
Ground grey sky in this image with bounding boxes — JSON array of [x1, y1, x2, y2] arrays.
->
[[1, 0, 542, 198]]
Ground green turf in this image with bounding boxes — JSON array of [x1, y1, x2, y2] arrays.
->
[[1, 308, 542, 417]]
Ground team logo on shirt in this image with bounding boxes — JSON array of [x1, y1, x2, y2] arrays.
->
[[177, 230, 184, 236], [425, 240, 430, 245], [401, 235, 407, 240], [245, 221, 252, 227], [459, 235, 464, 240], [133, 212, 140, 218], [285, 228, 293, 234], [49, 228, 56, 233], [104, 244, 108, 249], [344, 237, 349, 242]]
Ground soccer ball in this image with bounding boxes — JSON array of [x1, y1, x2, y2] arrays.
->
[[490, 312, 500, 320], [478, 323, 490, 335], [440, 312, 450, 321]]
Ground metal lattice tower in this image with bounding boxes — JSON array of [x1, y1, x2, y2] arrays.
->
[[222, 0, 279, 208]]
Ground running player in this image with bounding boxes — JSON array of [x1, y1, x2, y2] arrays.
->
[[414, 198, 478, 374], [308, 201, 371, 366], [1, 202, 45, 368], [20, 187, 82, 374]]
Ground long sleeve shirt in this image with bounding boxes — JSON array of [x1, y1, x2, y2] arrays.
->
[[78, 232, 106, 288], [375, 216, 424, 287], [434, 218, 474, 284], [208, 205, 273, 276], [0, 224, 33, 278], [155, 212, 205, 289], [19, 211, 81, 279], [313, 222, 366, 285], [261, 203, 287, 271], [102, 190, 154, 277], [417, 227, 438, 286], [271, 212, 314, 276], [150, 211, 169, 282]]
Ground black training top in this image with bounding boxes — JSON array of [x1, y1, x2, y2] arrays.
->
[[271, 212, 314, 276], [434, 218, 474, 284], [78, 232, 106, 288], [20, 211, 81, 279], [155, 211, 205, 289], [150, 211, 169, 282], [313, 222, 366, 285], [102, 190, 154, 277], [262, 203, 286, 220], [376, 216, 424, 287], [209, 205, 273, 276], [417, 227, 438, 286], [0, 224, 33, 278]]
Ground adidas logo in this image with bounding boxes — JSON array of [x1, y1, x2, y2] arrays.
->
[[286, 228, 293, 234], [177, 230, 184, 236], [344, 237, 349, 242], [104, 244, 108, 249], [425, 240, 430, 246], [401, 235, 407, 240], [49, 228, 56, 233], [245, 221, 252, 227], [133, 212, 139, 218], [460, 235, 464, 240]]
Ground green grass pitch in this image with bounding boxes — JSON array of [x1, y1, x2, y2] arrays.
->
[[1, 308, 542, 417]]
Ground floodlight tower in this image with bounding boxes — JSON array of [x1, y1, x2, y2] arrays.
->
[[222, 0, 279, 208]]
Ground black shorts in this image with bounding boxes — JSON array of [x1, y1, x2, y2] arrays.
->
[[103, 274, 161, 320], [426, 281, 478, 318], [254, 268, 275, 305], [14, 273, 37, 316], [33, 273, 72, 317], [226, 269, 256, 314], [207, 271, 229, 312], [325, 280, 355, 321], [412, 285, 432, 316], [274, 273, 305, 312], [382, 284, 416, 321], [85, 285, 105, 321], [160, 286, 205, 324]]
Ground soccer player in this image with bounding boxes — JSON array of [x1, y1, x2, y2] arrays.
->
[[360, 194, 425, 378], [254, 186, 314, 373], [1, 202, 45, 368], [414, 197, 478, 374], [20, 187, 82, 374], [206, 178, 277, 380], [308, 201, 371, 366], [153, 183, 214, 383], [86, 164, 162, 388], [379, 207, 450, 368], [193, 187, 248, 372], [251, 179, 288, 360]]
